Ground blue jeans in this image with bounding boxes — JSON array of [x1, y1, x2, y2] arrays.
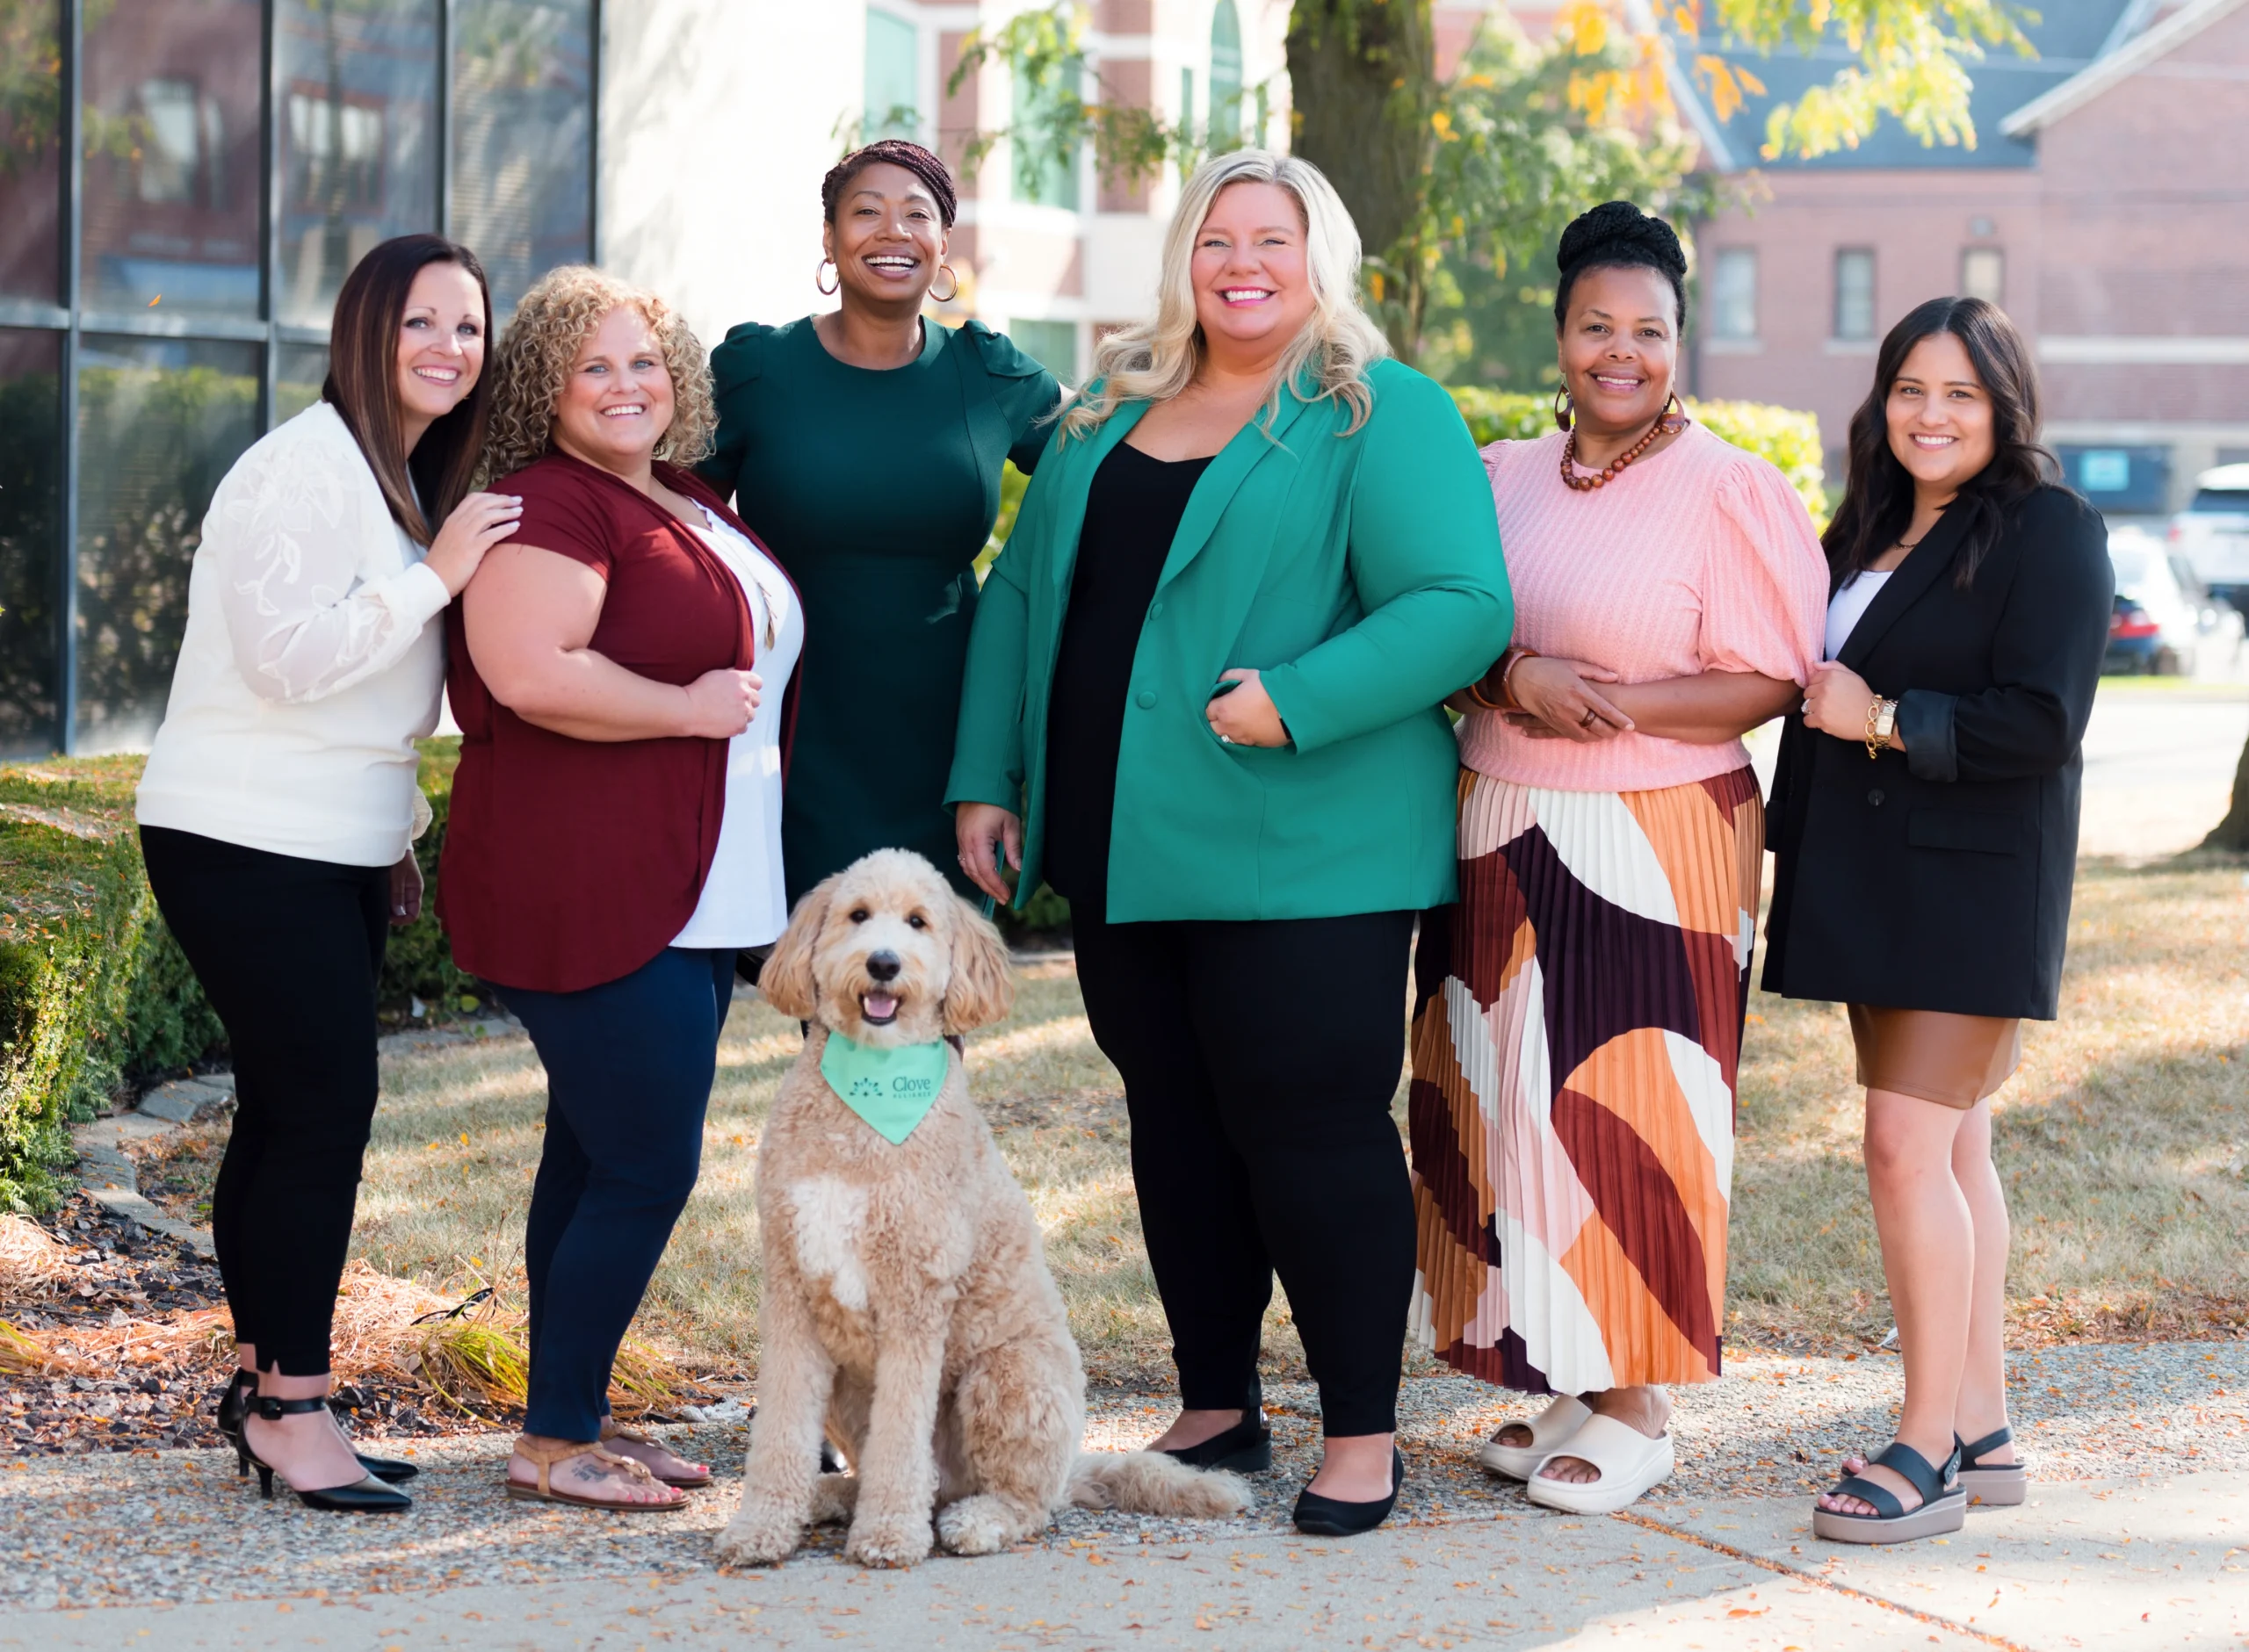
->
[[495, 947, 734, 1440]]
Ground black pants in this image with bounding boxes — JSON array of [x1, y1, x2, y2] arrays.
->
[[1072, 900, 1417, 1438], [140, 826, 388, 1378], [492, 947, 733, 1441]]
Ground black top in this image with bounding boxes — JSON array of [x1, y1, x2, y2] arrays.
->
[[1043, 442, 1214, 903], [1761, 485, 2113, 1020]]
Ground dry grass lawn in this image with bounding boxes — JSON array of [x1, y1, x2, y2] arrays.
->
[[351, 864, 2249, 1385]]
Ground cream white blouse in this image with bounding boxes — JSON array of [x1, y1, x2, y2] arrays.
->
[[136, 401, 451, 867]]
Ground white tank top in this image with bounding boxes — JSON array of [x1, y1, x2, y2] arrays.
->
[[1824, 569, 1892, 661]]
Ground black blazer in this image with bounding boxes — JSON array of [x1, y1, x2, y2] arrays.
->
[[1761, 485, 2112, 1020]]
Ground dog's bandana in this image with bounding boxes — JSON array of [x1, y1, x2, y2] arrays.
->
[[820, 1033, 950, 1145]]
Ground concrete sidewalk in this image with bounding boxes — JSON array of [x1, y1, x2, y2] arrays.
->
[[2, 1471, 2238, 1650]]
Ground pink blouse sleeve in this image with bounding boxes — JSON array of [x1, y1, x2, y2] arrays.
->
[[1699, 455, 1831, 686]]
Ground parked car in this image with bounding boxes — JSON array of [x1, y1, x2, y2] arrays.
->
[[2106, 527, 2245, 675], [2169, 462, 2249, 607]]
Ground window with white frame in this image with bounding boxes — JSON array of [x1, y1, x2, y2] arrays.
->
[[1962, 247, 2004, 307], [1833, 248, 1876, 342], [1709, 248, 1757, 342], [864, 6, 918, 141]]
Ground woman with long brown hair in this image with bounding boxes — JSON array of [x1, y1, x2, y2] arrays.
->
[[136, 234, 522, 1511], [1767, 296, 2110, 1543]]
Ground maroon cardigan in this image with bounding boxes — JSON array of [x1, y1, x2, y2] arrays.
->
[[438, 451, 800, 993]]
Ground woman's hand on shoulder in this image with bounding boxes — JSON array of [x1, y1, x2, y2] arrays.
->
[[1507, 657, 1633, 742], [1205, 669, 1290, 748], [955, 803, 1023, 905], [424, 491, 524, 595]]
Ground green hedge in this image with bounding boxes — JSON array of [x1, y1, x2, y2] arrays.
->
[[0, 745, 472, 1215], [1448, 387, 1829, 529]]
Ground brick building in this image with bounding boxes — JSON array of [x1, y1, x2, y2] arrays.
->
[[1689, 0, 2249, 516]]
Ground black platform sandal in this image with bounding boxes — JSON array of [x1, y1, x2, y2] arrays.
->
[[1293, 1446, 1403, 1537], [1811, 1439, 1963, 1545], [1956, 1425, 2027, 1507], [239, 1397, 412, 1512], [219, 1372, 417, 1484], [1158, 1410, 1274, 1474]]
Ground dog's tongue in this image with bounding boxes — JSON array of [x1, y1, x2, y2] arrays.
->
[[864, 992, 899, 1021]]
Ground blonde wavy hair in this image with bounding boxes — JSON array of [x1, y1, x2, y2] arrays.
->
[[478, 266, 716, 483], [1062, 150, 1389, 441]]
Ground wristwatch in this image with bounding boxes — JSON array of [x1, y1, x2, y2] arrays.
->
[[1863, 696, 1898, 759]]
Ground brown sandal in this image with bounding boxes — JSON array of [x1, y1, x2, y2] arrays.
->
[[600, 1417, 712, 1489], [504, 1435, 685, 1511]]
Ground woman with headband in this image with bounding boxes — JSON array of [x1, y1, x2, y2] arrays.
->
[[698, 141, 1065, 922]]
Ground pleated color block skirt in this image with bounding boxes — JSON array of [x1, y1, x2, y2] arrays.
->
[[1406, 765, 1764, 1395]]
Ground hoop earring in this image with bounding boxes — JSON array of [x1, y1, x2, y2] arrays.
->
[[815, 258, 840, 297], [1551, 384, 1573, 433], [929, 264, 960, 305]]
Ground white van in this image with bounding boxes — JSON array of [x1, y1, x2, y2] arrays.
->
[[2170, 463, 2249, 605]]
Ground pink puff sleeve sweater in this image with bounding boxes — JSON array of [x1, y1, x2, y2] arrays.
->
[[1457, 423, 1829, 792]]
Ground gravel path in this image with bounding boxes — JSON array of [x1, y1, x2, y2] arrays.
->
[[4, 1338, 2239, 1613]]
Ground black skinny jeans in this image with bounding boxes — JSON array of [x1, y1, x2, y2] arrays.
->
[[140, 826, 389, 1378], [1071, 899, 1417, 1438]]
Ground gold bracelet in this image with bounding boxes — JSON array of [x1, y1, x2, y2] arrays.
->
[[1862, 696, 1898, 759]]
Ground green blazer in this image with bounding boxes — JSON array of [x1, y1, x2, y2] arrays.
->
[[944, 357, 1513, 923]]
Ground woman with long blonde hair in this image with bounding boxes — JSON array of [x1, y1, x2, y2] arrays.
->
[[951, 150, 1511, 1537], [442, 266, 802, 1511]]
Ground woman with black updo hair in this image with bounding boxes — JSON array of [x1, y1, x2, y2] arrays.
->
[[1406, 202, 1829, 1513]]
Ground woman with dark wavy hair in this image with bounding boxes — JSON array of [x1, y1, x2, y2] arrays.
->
[[1765, 297, 2112, 1544], [136, 234, 519, 1511]]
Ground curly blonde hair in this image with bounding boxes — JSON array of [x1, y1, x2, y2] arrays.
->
[[478, 266, 716, 483], [1063, 150, 1388, 441]]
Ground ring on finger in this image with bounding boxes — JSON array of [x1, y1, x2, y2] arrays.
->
[[1579, 708, 1599, 727]]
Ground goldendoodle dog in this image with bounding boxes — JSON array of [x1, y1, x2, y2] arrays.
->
[[712, 849, 1250, 1569]]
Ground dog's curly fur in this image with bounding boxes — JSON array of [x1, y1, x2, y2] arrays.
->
[[712, 850, 1251, 1569]]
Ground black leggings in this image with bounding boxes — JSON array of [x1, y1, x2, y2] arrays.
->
[[1072, 900, 1417, 1438], [141, 826, 389, 1378]]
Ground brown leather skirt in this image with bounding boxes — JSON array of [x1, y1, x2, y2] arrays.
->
[[1848, 1005, 2022, 1109]]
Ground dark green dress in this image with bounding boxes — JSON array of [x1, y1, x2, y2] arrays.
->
[[698, 316, 1061, 905]]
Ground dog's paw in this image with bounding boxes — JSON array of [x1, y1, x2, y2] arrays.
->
[[808, 1472, 859, 1526], [712, 1506, 803, 1568], [842, 1509, 935, 1569], [936, 1492, 1045, 1556]]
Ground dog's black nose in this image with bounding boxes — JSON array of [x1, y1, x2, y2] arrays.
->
[[866, 950, 901, 982]]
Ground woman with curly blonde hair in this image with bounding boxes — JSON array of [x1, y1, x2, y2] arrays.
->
[[439, 266, 802, 1511], [950, 150, 1511, 1536]]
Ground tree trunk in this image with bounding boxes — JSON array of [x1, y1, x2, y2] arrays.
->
[[1285, 0, 1436, 356], [2198, 725, 2249, 852]]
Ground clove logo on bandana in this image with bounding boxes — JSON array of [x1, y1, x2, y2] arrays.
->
[[819, 1031, 950, 1144]]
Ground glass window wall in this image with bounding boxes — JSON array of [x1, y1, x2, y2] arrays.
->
[[2, 0, 600, 755], [0, 330, 63, 755]]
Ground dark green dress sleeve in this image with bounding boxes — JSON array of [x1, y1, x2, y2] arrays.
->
[[697, 322, 772, 502], [962, 320, 1064, 474]]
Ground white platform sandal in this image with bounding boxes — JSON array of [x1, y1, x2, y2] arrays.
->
[[1476, 1394, 1594, 1481], [1522, 1414, 1675, 1514]]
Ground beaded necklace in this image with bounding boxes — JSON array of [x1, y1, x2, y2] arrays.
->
[[1560, 400, 1689, 493]]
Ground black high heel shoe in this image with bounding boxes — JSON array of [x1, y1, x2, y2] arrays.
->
[[239, 1397, 412, 1512], [1158, 1410, 1274, 1474], [1292, 1446, 1404, 1537], [216, 1372, 417, 1484]]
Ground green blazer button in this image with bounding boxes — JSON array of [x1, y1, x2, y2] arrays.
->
[[1147, 601, 1164, 618], [1134, 689, 1158, 710]]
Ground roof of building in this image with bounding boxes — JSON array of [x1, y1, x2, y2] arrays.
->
[[1692, 0, 2136, 170], [2000, 0, 2249, 133]]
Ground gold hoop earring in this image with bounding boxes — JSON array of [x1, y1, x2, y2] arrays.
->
[[815, 258, 840, 297], [929, 264, 960, 305], [1551, 384, 1573, 433]]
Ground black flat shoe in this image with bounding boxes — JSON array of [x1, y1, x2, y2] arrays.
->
[[1158, 1410, 1273, 1474], [1293, 1446, 1403, 1537], [220, 1373, 416, 1482], [240, 1397, 411, 1513]]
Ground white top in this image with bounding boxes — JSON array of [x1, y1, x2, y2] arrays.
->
[[671, 505, 803, 949], [1824, 569, 1893, 661], [135, 401, 450, 867]]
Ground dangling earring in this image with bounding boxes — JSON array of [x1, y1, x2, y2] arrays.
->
[[1660, 390, 1686, 430], [815, 257, 840, 296], [1551, 383, 1574, 433], [929, 264, 960, 305]]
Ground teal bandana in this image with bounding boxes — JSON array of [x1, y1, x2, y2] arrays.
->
[[820, 1031, 950, 1145]]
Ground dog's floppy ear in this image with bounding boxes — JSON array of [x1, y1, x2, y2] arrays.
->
[[941, 895, 1016, 1035], [759, 872, 842, 1021]]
